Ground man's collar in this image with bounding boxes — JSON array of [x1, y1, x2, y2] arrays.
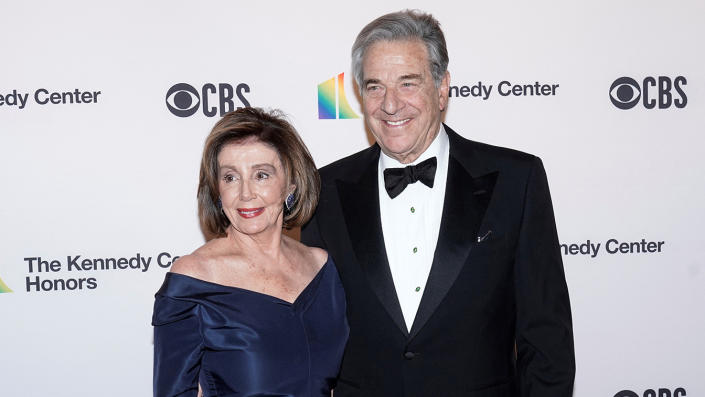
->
[[379, 125, 448, 169]]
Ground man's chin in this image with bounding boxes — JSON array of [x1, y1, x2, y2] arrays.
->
[[381, 146, 420, 163]]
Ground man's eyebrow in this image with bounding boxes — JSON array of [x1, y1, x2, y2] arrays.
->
[[363, 78, 381, 86], [399, 73, 423, 81]]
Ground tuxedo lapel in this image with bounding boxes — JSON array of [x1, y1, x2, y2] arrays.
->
[[409, 132, 498, 339], [336, 146, 408, 337]]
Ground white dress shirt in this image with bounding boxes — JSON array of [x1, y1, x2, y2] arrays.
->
[[377, 125, 449, 331]]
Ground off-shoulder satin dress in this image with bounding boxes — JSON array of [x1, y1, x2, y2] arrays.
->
[[152, 257, 348, 397]]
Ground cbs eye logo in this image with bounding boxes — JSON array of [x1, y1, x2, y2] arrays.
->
[[609, 76, 687, 110], [166, 83, 251, 117], [615, 387, 686, 397]]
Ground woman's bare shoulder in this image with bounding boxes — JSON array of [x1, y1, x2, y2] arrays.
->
[[169, 253, 208, 280], [284, 235, 329, 269], [308, 246, 329, 267], [169, 239, 227, 280]]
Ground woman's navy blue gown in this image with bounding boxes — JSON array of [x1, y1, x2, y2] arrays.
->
[[152, 257, 348, 397]]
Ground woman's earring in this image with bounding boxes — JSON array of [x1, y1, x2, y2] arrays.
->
[[284, 193, 295, 211], [216, 198, 223, 210]]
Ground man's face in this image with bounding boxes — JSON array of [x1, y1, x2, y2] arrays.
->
[[361, 39, 449, 164]]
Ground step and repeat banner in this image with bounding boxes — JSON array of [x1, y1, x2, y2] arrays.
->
[[1, 1, 703, 396]]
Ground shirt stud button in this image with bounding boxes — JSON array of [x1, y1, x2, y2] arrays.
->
[[415, 286, 421, 292], [410, 206, 415, 213], [413, 247, 418, 253]]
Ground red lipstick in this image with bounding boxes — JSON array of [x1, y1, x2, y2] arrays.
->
[[237, 208, 265, 218]]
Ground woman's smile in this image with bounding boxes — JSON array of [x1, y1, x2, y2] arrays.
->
[[237, 207, 265, 218]]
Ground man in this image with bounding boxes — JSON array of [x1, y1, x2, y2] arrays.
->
[[302, 10, 575, 397]]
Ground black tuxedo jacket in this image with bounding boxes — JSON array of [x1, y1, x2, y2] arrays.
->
[[302, 125, 575, 397]]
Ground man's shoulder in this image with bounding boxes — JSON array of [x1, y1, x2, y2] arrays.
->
[[460, 137, 537, 163], [318, 144, 379, 183], [446, 125, 539, 172]]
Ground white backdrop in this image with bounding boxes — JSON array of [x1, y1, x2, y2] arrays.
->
[[1, 1, 703, 396]]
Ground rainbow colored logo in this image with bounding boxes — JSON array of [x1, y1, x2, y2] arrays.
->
[[0, 276, 12, 293], [318, 72, 359, 119]]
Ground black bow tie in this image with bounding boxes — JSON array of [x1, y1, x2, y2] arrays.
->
[[383, 157, 437, 199]]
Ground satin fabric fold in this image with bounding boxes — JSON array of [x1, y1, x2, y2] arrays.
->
[[152, 258, 349, 397]]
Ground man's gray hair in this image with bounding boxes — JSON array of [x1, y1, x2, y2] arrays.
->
[[351, 10, 449, 92]]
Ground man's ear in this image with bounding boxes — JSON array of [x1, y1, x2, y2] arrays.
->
[[439, 71, 450, 111]]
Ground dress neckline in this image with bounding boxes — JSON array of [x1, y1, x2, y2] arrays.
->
[[165, 255, 331, 306]]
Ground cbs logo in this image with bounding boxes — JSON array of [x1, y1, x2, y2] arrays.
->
[[609, 76, 687, 110], [166, 83, 251, 117], [615, 388, 686, 397]]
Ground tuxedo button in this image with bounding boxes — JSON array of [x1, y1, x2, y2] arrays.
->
[[403, 351, 417, 360]]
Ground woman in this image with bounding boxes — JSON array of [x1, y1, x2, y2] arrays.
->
[[152, 107, 348, 397]]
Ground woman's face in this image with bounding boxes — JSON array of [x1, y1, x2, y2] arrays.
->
[[217, 139, 292, 237]]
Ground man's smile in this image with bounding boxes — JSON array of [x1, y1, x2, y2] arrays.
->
[[384, 118, 411, 126]]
